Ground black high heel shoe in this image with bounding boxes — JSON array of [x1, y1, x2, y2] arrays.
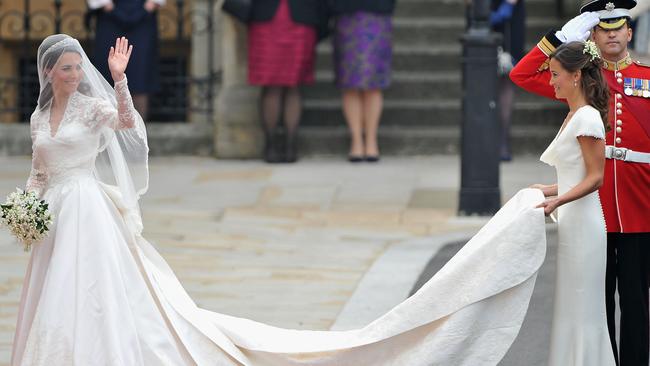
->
[[365, 155, 380, 163], [284, 135, 298, 163], [348, 155, 364, 163], [263, 131, 282, 163]]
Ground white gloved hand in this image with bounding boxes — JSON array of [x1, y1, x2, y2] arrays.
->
[[555, 12, 601, 43]]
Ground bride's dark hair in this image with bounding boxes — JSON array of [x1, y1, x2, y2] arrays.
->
[[37, 42, 85, 109], [550, 41, 610, 131]]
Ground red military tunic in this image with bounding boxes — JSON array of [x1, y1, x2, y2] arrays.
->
[[510, 34, 650, 233]]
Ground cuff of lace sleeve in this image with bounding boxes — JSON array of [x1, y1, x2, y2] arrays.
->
[[537, 31, 562, 57], [26, 186, 42, 198], [114, 76, 128, 88]]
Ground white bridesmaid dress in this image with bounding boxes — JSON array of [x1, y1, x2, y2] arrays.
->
[[540, 105, 615, 366]]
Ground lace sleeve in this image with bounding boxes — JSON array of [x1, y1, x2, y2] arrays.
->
[[93, 77, 138, 131], [25, 122, 47, 197]]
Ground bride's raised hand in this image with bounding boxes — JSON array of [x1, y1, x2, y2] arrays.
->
[[108, 36, 133, 82]]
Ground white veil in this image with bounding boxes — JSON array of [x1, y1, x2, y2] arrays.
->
[[36, 34, 149, 233]]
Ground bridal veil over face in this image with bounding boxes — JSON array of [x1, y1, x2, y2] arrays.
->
[[36, 33, 148, 233]]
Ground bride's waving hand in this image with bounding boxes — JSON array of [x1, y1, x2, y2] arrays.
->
[[108, 37, 133, 82]]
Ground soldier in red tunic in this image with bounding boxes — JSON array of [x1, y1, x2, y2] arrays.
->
[[510, 1, 649, 364]]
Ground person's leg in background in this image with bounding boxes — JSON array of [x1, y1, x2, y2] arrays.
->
[[132, 94, 149, 121], [342, 89, 364, 161], [283, 86, 302, 163], [361, 89, 383, 162], [498, 76, 514, 161], [260, 86, 284, 163]]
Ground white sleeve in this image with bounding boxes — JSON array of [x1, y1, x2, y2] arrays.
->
[[152, 0, 166, 6], [574, 109, 606, 140], [87, 0, 112, 10], [25, 120, 47, 197], [91, 77, 138, 131]]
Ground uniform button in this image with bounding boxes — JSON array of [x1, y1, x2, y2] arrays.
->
[[617, 109, 622, 115], [616, 137, 622, 143], [616, 72, 623, 78], [616, 102, 622, 108], [617, 93, 623, 98], [617, 120, 623, 126], [616, 126, 622, 133], [617, 78, 623, 84]]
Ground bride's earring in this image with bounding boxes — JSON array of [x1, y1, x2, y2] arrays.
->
[[574, 80, 578, 87]]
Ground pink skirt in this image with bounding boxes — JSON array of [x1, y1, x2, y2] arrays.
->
[[247, 0, 317, 86]]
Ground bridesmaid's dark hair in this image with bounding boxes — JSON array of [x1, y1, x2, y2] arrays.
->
[[550, 41, 610, 131]]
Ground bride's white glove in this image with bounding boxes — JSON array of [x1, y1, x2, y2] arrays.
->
[[555, 12, 600, 43]]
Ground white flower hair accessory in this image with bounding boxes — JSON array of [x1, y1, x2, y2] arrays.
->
[[583, 40, 601, 62]]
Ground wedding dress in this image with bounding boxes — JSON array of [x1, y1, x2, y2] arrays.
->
[[540, 105, 615, 366], [11, 34, 548, 366]]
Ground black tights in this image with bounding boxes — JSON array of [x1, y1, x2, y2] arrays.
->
[[260, 86, 301, 139], [260, 86, 302, 162]]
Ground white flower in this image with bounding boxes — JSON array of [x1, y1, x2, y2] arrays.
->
[[583, 40, 601, 62], [0, 189, 54, 251]]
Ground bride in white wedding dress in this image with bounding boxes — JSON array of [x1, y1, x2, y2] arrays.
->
[[11, 34, 549, 366]]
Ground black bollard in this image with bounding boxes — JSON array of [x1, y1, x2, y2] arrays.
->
[[458, 0, 502, 216]]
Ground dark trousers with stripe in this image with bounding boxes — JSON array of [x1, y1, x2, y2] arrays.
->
[[605, 232, 650, 366]]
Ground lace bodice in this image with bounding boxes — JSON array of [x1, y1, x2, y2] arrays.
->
[[26, 77, 138, 196]]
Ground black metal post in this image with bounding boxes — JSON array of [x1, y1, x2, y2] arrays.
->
[[458, 0, 501, 216], [207, 0, 214, 122], [54, 0, 62, 34]]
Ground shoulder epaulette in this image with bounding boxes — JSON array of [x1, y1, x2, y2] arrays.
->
[[536, 30, 563, 57], [633, 59, 650, 68]]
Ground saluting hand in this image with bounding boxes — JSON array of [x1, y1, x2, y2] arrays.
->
[[108, 37, 133, 82]]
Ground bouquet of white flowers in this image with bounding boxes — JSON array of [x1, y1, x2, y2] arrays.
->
[[0, 188, 54, 251]]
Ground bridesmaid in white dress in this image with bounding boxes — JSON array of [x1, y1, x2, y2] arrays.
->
[[11, 33, 552, 366], [530, 41, 615, 365]]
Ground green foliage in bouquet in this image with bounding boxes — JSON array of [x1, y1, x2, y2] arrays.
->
[[0, 188, 54, 251]]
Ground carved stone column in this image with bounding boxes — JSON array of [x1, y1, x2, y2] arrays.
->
[[213, 14, 261, 158]]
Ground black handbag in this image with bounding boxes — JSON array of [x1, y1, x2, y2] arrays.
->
[[222, 0, 252, 23]]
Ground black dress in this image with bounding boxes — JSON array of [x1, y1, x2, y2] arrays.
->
[[91, 0, 160, 94]]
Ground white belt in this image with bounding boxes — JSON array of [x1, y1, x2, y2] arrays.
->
[[605, 146, 650, 163]]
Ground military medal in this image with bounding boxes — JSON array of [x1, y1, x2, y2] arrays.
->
[[624, 78, 633, 96], [635, 78, 643, 97], [643, 80, 650, 98]]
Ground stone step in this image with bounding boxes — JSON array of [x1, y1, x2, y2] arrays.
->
[[304, 71, 561, 103], [0, 122, 214, 157], [390, 17, 559, 47], [297, 125, 558, 156], [305, 71, 461, 100], [301, 99, 567, 127], [0, 121, 561, 157], [394, 0, 560, 18], [316, 41, 554, 74], [315, 43, 462, 73]]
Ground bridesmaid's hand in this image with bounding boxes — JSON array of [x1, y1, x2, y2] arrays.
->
[[108, 37, 133, 82], [530, 184, 555, 197], [536, 197, 561, 216], [103, 2, 114, 12]]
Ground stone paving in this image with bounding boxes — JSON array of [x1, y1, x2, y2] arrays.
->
[[0, 155, 555, 364]]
